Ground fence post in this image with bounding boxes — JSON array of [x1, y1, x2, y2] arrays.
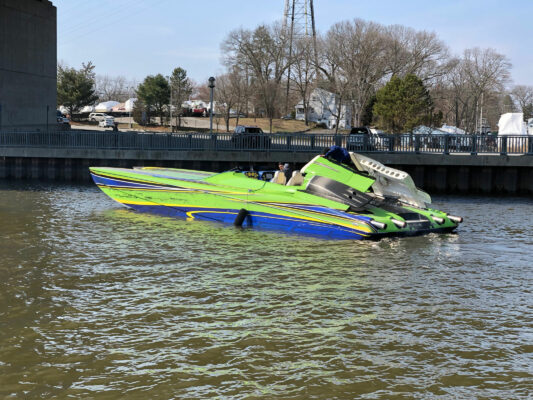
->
[[414, 135, 420, 154], [310, 135, 315, 150], [287, 135, 292, 150], [500, 136, 507, 155], [471, 135, 477, 155], [211, 133, 217, 150], [363, 134, 369, 151], [528, 136, 533, 155], [334, 134, 341, 146], [388, 135, 395, 153], [444, 135, 450, 155]]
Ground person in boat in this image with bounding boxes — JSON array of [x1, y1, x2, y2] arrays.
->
[[271, 162, 292, 183], [282, 163, 292, 182], [323, 145, 350, 164]]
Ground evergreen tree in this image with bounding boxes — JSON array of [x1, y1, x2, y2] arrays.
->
[[170, 67, 193, 128], [360, 95, 376, 127], [373, 74, 433, 133], [136, 74, 170, 125], [57, 62, 99, 116]]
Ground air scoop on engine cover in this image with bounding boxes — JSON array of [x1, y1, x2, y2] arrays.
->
[[305, 175, 374, 211]]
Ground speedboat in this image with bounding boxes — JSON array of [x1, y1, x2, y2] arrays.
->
[[89, 152, 462, 240]]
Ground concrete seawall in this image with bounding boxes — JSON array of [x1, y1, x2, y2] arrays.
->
[[0, 148, 531, 194]]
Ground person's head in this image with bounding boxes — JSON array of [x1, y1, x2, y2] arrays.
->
[[283, 163, 290, 170], [322, 147, 330, 155], [278, 162, 284, 170]]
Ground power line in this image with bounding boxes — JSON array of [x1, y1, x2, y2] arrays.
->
[[58, 0, 147, 38], [58, 0, 170, 46]]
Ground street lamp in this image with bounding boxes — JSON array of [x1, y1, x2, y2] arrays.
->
[[167, 76, 173, 132], [208, 77, 215, 134]]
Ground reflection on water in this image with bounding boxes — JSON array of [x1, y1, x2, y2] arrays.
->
[[0, 182, 532, 399]]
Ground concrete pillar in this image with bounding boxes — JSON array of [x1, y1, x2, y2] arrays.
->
[[14, 157, 23, 179], [30, 158, 40, 179], [63, 158, 73, 181], [77, 159, 90, 181], [431, 167, 448, 193], [494, 167, 518, 194], [0, 157, 7, 178], [446, 166, 459, 192], [456, 167, 470, 193], [519, 167, 533, 194], [478, 168, 493, 194], [412, 166, 425, 188], [46, 158, 56, 180], [210, 161, 221, 172], [503, 168, 518, 193]]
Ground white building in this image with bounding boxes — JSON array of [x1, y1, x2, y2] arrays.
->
[[295, 88, 351, 130], [498, 113, 530, 136], [94, 101, 120, 113]]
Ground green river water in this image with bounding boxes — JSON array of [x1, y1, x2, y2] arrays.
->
[[0, 182, 531, 399]]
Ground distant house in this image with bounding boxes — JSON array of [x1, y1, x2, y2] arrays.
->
[[95, 101, 120, 113], [111, 98, 136, 113], [182, 99, 208, 116], [295, 88, 351, 130]]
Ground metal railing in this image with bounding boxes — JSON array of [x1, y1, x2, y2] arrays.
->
[[0, 130, 532, 155]]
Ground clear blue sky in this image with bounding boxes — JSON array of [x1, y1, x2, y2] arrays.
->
[[54, 0, 533, 86]]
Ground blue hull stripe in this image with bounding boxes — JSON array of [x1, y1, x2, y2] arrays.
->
[[129, 204, 367, 240], [91, 172, 371, 240]]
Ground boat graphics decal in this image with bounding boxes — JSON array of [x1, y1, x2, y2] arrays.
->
[[91, 172, 374, 238]]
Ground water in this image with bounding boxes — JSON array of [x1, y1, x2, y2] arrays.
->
[[0, 182, 532, 399]]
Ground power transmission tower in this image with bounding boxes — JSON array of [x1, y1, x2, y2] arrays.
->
[[283, 0, 319, 113], [283, 0, 317, 39]]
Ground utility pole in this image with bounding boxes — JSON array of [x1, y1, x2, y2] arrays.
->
[[208, 77, 216, 134]]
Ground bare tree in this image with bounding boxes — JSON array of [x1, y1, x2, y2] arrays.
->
[[384, 26, 452, 83], [319, 19, 389, 129], [214, 73, 238, 132], [511, 85, 533, 114], [96, 75, 136, 102], [434, 48, 511, 132], [289, 36, 317, 125], [222, 23, 289, 133]]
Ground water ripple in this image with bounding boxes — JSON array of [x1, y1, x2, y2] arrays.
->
[[0, 183, 532, 399]]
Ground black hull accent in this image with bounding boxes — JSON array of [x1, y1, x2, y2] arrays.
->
[[370, 226, 457, 240]]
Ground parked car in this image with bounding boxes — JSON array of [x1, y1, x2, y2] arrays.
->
[[229, 110, 246, 118], [56, 110, 70, 125], [347, 126, 375, 151], [98, 116, 116, 129], [232, 125, 271, 149], [89, 112, 111, 122]]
